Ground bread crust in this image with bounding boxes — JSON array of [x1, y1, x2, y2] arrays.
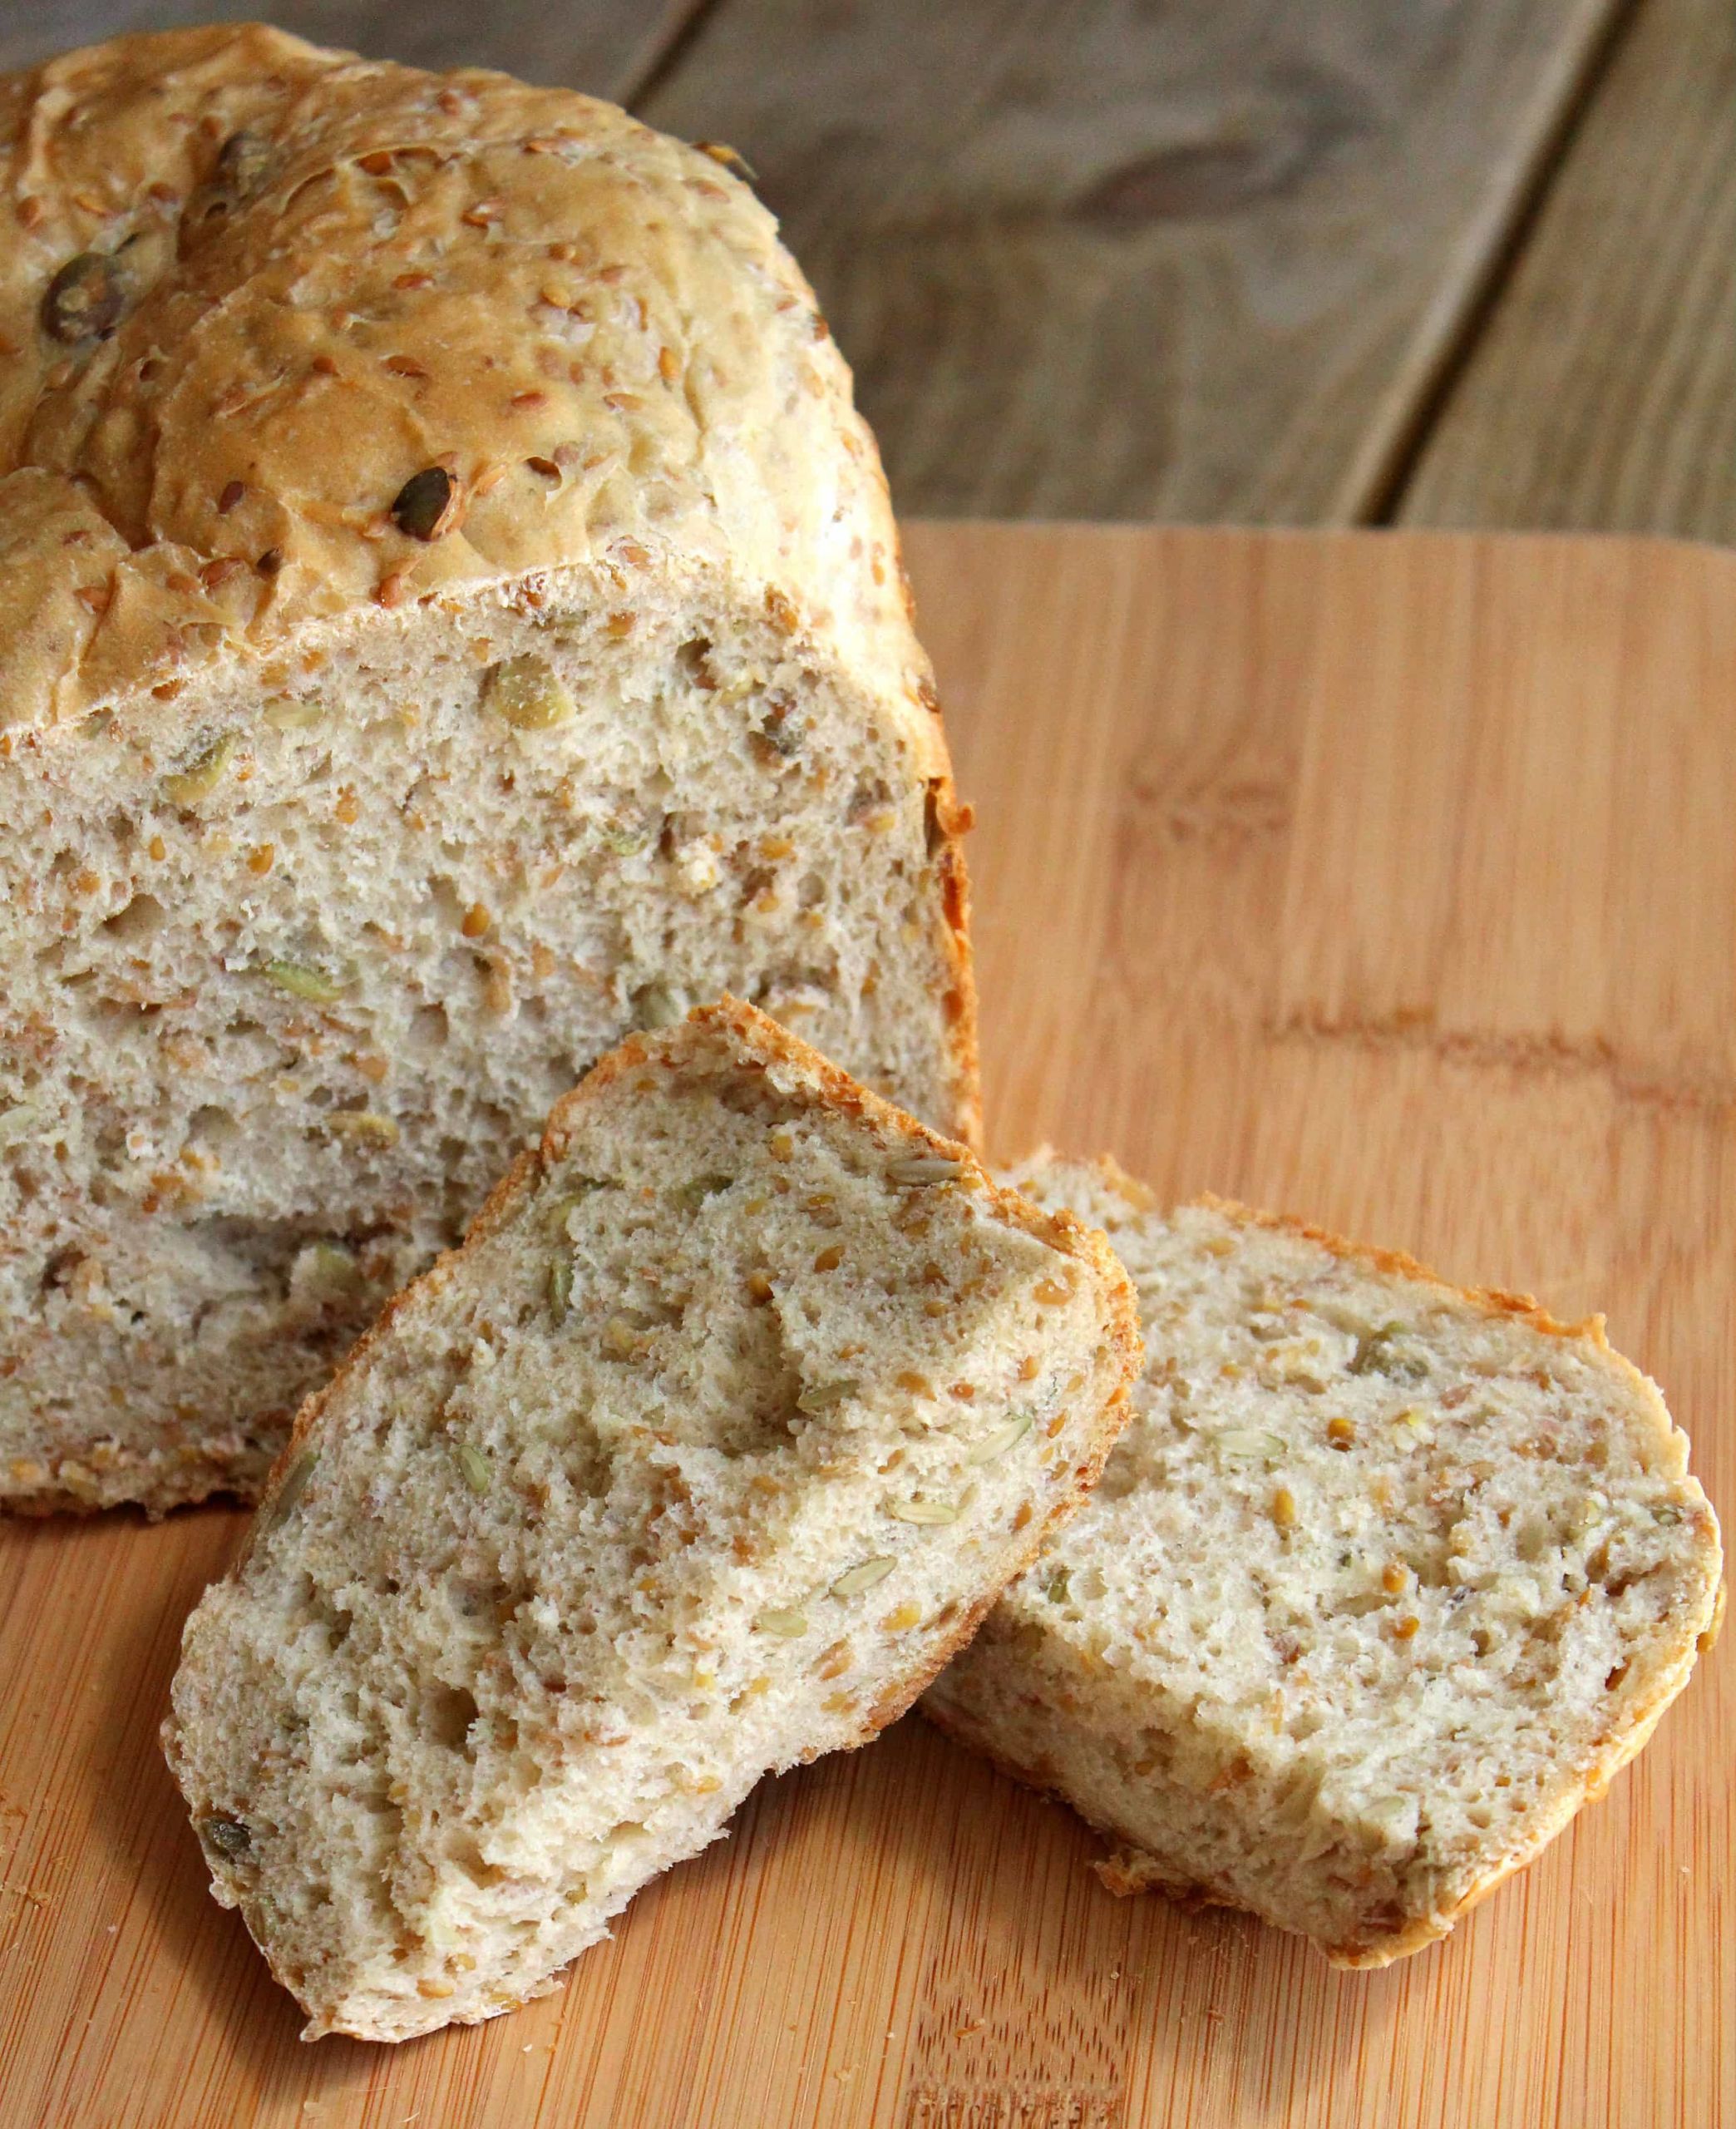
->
[[0, 29, 919, 732], [929, 1157, 1724, 1968]]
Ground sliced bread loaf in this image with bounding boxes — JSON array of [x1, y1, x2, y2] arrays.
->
[[925, 1157, 1724, 1965], [162, 1004, 1139, 2040], [0, 27, 976, 1515]]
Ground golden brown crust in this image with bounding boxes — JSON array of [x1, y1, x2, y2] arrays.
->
[[1, 1425, 279, 1519], [1190, 1189, 1600, 1345], [922, 781, 982, 1150], [0, 27, 926, 737], [1699, 1576, 1727, 1652], [0, 1485, 107, 1519]]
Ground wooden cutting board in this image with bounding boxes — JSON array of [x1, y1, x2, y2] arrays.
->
[[2, 525, 1730, 2129]]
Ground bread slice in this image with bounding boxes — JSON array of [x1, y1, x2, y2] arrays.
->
[[0, 27, 977, 1516], [925, 1156, 1724, 1966], [161, 1005, 1139, 2040]]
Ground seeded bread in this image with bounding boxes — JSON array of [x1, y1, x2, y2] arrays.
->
[[162, 1004, 1139, 2041], [925, 1156, 1724, 1966], [0, 26, 978, 1516]]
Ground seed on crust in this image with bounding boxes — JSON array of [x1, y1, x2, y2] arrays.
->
[[694, 141, 758, 185], [42, 252, 126, 343], [391, 466, 461, 541]]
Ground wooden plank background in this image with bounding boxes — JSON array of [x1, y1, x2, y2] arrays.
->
[[1, 523, 1730, 2127], [3, 0, 1731, 537], [1398, 0, 1736, 542], [0, 2, 703, 102], [638, 0, 1619, 523]]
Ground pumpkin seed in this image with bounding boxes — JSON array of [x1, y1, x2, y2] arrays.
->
[[42, 251, 126, 343], [391, 465, 461, 541], [830, 1557, 896, 1599], [545, 1178, 607, 1235], [886, 1155, 964, 1186], [195, 130, 273, 225], [549, 1258, 573, 1324], [884, 1497, 959, 1526], [965, 1411, 1033, 1465], [260, 959, 346, 1005], [753, 1608, 808, 1638], [161, 733, 236, 808], [301, 1241, 362, 1294], [0, 1100, 42, 1149], [1349, 1322, 1428, 1381], [265, 1449, 317, 1530], [694, 141, 758, 184], [456, 1443, 491, 1495], [481, 652, 575, 729], [676, 1171, 734, 1207], [262, 694, 326, 731], [1214, 1427, 1285, 1464], [326, 1110, 398, 1144], [216, 129, 272, 195], [796, 1379, 859, 1415], [601, 1315, 639, 1358], [634, 982, 683, 1030]]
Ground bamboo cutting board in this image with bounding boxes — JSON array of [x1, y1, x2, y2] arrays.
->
[[1, 525, 1730, 2129]]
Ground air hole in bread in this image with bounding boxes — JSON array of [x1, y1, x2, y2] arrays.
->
[[424, 1685, 480, 1755]]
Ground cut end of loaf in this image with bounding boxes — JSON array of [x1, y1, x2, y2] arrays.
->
[[925, 1157, 1722, 1966], [162, 1006, 1136, 2040], [0, 568, 977, 1517]]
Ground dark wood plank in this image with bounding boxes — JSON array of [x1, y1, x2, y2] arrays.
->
[[0, 1, 701, 97], [639, 0, 1622, 522], [1398, 0, 1736, 541]]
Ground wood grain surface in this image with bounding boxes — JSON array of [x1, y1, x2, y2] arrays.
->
[[0, 0, 702, 98], [1398, 0, 1736, 542], [639, 0, 1624, 523], [1, 524, 1730, 2127]]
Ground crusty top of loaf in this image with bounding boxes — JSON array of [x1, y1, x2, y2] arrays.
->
[[0, 25, 932, 736]]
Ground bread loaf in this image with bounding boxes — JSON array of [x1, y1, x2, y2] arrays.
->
[[925, 1158, 1724, 1965], [0, 27, 976, 1515], [162, 1002, 1138, 2040]]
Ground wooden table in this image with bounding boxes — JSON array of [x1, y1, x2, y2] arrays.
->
[[2, 523, 1731, 2127], [6, 0, 1732, 540]]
